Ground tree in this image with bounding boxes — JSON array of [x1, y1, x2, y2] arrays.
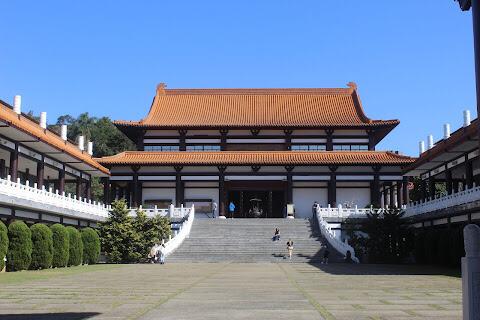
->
[[99, 200, 172, 263], [345, 208, 413, 264], [99, 199, 140, 263], [81, 228, 101, 264], [7, 221, 32, 271], [51, 224, 70, 268], [66, 227, 83, 266], [30, 224, 53, 270], [0, 221, 8, 271]]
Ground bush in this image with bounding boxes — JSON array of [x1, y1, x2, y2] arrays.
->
[[0, 220, 8, 271], [30, 224, 53, 270], [66, 227, 83, 266], [81, 228, 100, 264], [7, 221, 32, 271], [51, 224, 70, 268]]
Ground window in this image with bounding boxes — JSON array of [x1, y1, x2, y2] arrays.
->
[[144, 145, 180, 151], [291, 145, 326, 151], [186, 145, 221, 152], [333, 145, 368, 151]]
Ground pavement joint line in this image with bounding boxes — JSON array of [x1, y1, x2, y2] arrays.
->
[[277, 263, 336, 320], [128, 262, 231, 320]]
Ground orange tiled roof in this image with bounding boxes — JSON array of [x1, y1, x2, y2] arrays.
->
[[114, 83, 399, 128], [97, 151, 415, 166], [0, 101, 110, 175]]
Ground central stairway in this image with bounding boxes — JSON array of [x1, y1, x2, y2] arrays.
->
[[168, 218, 343, 263]]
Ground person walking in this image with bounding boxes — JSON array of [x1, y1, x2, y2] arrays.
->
[[286, 239, 294, 260], [212, 202, 218, 218], [148, 243, 159, 263], [229, 201, 236, 219], [273, 228, 280, 241], [158, 243, 166, 264], [312, 201, 319, 218], [322, 245, 330, 264]]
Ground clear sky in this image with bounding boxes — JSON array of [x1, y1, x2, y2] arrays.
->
[[0, 1, 476, 156]]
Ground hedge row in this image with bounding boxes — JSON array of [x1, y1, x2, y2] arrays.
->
[[0, 221, 100, 272], [413, 227, 465, 267]]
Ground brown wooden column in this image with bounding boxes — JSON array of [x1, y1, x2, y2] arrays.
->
[[388, 183, 395, 207], [445, 168, 453, 195], [76, 178, 82, 199], [220, 129, 228, 151], [465, 155, 474, 189], [396, 182, 402, 208], [175, 166, 183, 206], [428, 175, 435, 199], [328, 166, 337, 206], [179, 130, 187, 151], [36, 159, 44, 189], [382, 185, 388, 208], [371, 166, 381, 207], [136, 130, 145, 151], [402, 176, 409, 205], [132, 165, 140, 207], [285, 166, 294, 204], [0, 159, 5, 179], [284, 129, 293, 150], [102, 177, 110, 204], [367, 129, 375, 151], [239, 191, 244, 218], [326, 129, 334, 151], [85, 179, 92, 200], [9, 143, 19, 181], [218, 166, 226, 216], [58, 168, 65, 194]]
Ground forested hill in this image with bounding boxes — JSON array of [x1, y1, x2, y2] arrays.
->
[[28, 112, 136, 157]]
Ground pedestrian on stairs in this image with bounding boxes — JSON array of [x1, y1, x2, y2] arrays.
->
[[229, 201, 236, 219], [273, 228, 280, 241], [322, 246, 330, 264], [286, 239, 294, 259], [212, 202, 218, 218]]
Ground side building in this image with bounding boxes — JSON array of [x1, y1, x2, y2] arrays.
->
[[0, 96, 110, 226], [98, 83, 415, 218]]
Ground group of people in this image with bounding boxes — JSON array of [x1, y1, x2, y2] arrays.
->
[[272, 227, 330, 263], [148, 242, 166, 264]]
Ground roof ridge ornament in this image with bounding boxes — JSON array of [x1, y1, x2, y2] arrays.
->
[[156, 83, 167, 96], [347, 82, 358, 91]]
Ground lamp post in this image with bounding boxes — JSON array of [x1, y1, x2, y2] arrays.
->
[[455, 0, 480, 148]]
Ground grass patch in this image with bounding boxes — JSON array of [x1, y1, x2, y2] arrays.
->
[[0, 264, 122, 285]]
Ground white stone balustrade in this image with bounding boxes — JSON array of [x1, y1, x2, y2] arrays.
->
[[404, 185, 480, 218], [128, 203, 191, 219], [0, 176, 110, 221], [316, 206, 360, 263], [317, 205, 401, 219]]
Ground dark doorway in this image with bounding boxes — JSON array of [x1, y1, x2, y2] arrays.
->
[[227, 190, 285, 218]]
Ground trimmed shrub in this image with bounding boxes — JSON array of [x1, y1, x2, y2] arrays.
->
[[66, 227, 83, 266], [0, 220, 8, 271], [81, 228, 100, 264], [30, 224, 53, 270], [7, 221, 32, 271], [51, 224, 69, 268]]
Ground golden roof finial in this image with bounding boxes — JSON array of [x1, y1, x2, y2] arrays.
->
[[347, 82, 358, 91], [156, 83, 167, 95]]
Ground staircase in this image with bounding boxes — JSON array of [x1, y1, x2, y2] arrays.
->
[[168, 218, 344, 263]]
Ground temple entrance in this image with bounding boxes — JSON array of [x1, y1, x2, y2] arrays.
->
[[226, 181, 286, 218]]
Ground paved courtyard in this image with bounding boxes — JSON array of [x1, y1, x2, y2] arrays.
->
[[0, 263, 461, 320]]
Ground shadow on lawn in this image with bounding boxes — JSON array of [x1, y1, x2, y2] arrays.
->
[[0, 313, 100, 320]]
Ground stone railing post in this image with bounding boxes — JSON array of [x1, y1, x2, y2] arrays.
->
[[462, 224, 480, 320]]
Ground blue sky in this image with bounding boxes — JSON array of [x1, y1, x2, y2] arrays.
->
[[0, 1, 476, 156]]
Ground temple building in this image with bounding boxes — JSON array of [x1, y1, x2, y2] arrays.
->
[[98, 83, 415, 218], [0, 96, 110, 226]]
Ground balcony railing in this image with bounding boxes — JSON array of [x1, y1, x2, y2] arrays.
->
[[127, 204, 191, 220], [404, 185, 480, 217], [0, 175, 110, 221]]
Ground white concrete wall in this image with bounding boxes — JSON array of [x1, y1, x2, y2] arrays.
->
[[142, 188, 176, 204], [293, 188, 328, 218], [336, 188, 370, 208], [184, 188, 219, 204]]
